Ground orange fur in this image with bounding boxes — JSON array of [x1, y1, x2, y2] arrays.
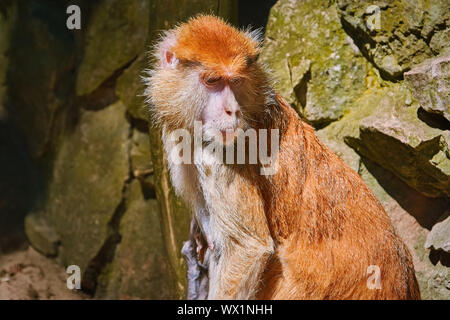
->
[[255, 98, 420, 299], [173, 15, 259, 78]]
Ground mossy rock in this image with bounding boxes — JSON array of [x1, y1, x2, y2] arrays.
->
[[6, 1, 77, 158], [260, 0, 369, 127], [116, 53, 150, 122], [414, 234, 450, 300], [76, 0, 150, 96], [130, 128, 154, 179], [148, 125, 191, 299], [95, 180, 173, 299], [24, 214, 59, 257], [338, 0, 449, 79], [344, 83, 450, 198], [33, 101, 130, 283]]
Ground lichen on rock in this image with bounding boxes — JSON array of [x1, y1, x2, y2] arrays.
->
[[76, 0, 150, 96], [344, 83, 450, 199], [337, 0, 449, 80], [260, 0, 369, 128]]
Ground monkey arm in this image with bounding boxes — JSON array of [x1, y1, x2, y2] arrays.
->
[[214, 235, 274, 300], [191, 165, 275, 300], [210, 235, 274, 300]]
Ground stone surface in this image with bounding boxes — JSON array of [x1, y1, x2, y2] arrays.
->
[[430, 30, 450, 55], [24, 214, 59, 257], [95, 180, 173, 299], [316, 82, 384, 172], [344, 83, 450, 198], [422, 268, 450, 300], [6, 0, 77, 158], [0, 1, 37, 249], [130, 128, 154, 179], [337, 0, 449, 80], [41, 101, 130, 285], [425, 215, 450, 254], [116, 53, 150, 121], [76, 0, 150, 96], [148, 126, 191, 298], [260, 0, 369, 128], [405, 54, 450, 122], [0, 247, 87, 300]]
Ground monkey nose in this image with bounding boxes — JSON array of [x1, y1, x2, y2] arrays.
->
[[224, 105, 240, 118]]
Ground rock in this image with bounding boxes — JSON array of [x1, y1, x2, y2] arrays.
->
[[430, 30, 450, 55], [31, 101, 130, 287], [116, 54, 150, 121], [0, 247, 87, 300], [130, 127, 155, 195], [260, 0, 369, 128], [316, 83, 384, 172], [130, 128, 154, 179], [76, 0, 150, 96], [0, 1, 15, 117], [425, 214, 450, 253], [95, 180, 173, 299], [414, 234, 450, 300], [337, 0, 449, 80], [0, 3, 23, 234], [344, 83, 450, 198], [24, 214, 59, 257], [148, 126, 191, 299], [6, 1, 77, 158], [404, 54, 450, 122]]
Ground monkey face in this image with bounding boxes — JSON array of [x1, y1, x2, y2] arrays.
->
[[146, 15, 272, 143], [199, 71, 248, 145]]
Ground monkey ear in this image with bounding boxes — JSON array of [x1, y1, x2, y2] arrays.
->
[[163, 50, 179, 68], [156, 31, 179, 69]]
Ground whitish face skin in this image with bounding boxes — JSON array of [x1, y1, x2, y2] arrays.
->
[[200, 75, 244, 144]]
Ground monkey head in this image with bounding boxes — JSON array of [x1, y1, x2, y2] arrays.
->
[[146, 15, 274, 144]]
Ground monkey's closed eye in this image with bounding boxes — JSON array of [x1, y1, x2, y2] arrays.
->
[[205, 77, 221, 85], [203, 76, 222, 87]]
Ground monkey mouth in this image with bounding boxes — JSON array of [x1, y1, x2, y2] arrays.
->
[[220, 129, 238, 143]]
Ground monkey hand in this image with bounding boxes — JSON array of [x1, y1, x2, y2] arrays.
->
[[194, 231, 214, 263], [181, 218, 210, 300]]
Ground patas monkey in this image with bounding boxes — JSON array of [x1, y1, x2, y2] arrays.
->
[[145, 15, 420, 300]]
